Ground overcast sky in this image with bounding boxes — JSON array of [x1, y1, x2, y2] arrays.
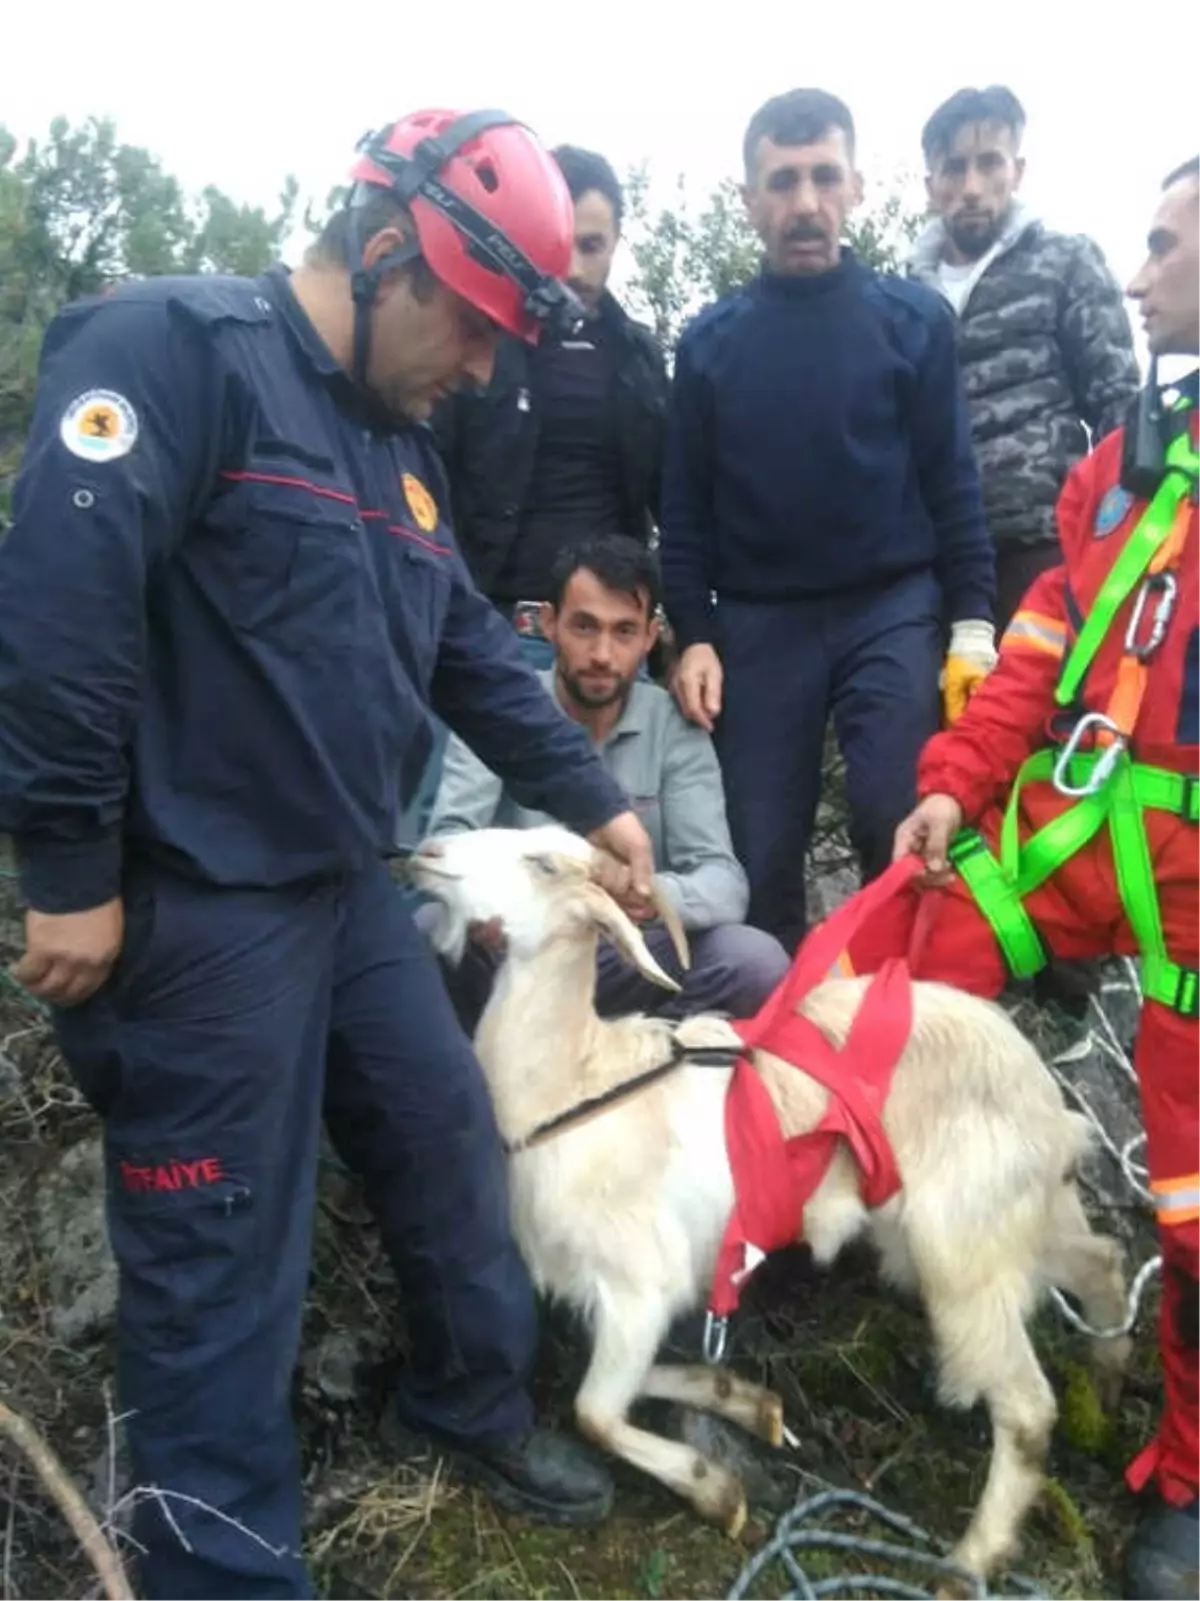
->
[[6, 0, 1198, 360]]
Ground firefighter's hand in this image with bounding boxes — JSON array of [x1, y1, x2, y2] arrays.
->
[[589, 810, 655, 914], [674, 644, 723, 733], [893, 795, 964, 885], [585, 857, 653, 923], [14, 899, 125, 1007], [468, 917, 507, 954], [942, 620, 997, 724]]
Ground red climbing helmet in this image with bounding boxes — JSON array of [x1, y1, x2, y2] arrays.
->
[[348, 109, 581, 345]]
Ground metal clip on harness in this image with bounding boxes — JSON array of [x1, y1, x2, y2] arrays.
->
[[1052, 713, 1126, 797]]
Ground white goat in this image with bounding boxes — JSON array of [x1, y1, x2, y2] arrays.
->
[[410, 823, 1132, 1582]]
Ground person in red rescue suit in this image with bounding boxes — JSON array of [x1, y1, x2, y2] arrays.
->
[[842, 156, 1199, 1601]]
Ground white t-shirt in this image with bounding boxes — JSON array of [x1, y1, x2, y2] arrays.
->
[[936, 259, 977, 315], [936, 237, 1006, 316]]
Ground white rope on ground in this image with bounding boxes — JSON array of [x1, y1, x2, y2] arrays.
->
[[1044, 955, 1163, 1339], [724, 1489, 1043, 1600]]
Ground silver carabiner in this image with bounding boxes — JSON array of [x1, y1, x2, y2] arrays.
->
[[1124, 572, 1178, 661], [702, 1311, 729, 1366], [1052, 712, 1126, 797]]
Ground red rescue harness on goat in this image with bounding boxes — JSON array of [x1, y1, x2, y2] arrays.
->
[[708, 857, 926, 1321]]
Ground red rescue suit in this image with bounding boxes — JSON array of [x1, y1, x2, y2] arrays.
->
[[843, 398, 1199, 1508]]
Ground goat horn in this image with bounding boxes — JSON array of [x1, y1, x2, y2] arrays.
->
[[588, 847, 691, 972], [651, 877, 690, 972]]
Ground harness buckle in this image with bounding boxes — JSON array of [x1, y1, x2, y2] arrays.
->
[[1124, 571, 1178, 661], [1052, 713, 1127, 797], [1172, 967, 1200, 1020], [947, 828, 986, 865], [1181, 775, 1199, 826], [702, 1311, 729, 1366]]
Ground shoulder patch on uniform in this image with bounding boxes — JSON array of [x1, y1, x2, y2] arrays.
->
[[1093, 485, 1133, 538], [59, 389, 139, 463], [402, 471, 439, 533]]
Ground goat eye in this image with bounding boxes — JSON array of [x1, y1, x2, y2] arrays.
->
[[528, 854, 559, 878]]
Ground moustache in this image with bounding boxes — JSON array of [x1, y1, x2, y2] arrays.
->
[[783, 222, 827, 244]]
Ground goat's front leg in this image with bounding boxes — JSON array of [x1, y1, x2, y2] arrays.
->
[[640, 1364, 784, 1447], [575, 1291, 748, 1538]]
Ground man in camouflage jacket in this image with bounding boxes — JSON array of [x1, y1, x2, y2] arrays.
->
[[909, 85, 1141, 627]]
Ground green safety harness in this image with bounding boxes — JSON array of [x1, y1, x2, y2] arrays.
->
[[948, 399, 1199, 1019]]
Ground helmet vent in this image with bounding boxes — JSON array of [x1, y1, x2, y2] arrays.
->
[[474, 160, 499, 194]]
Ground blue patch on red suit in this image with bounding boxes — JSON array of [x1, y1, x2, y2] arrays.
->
[[1093, 485, 1134, 538]]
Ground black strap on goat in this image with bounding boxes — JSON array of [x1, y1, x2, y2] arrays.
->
[[503, 1039, 742, 1156]]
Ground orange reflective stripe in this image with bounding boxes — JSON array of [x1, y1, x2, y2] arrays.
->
[[1098, 498, 1191, 747], [1152, 1173, 1200, 1226], [1002, 610, 1067, 659]]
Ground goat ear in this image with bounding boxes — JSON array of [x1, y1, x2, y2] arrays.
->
[[578, 884, 681, 992]]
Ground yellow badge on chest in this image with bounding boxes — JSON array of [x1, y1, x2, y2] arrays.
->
[[402, 472, 439, 533]]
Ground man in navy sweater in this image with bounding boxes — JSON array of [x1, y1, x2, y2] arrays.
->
[[661, 88, 997, 951]]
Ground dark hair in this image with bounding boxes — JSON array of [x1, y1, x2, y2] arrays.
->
[[548, 536, 661, 616], [921, 85, 1026, 167], [306, 191, 438, 297], [551, 145, 624, 232], [1163, 155, 1200, 190], [742, 89, 856, 177]]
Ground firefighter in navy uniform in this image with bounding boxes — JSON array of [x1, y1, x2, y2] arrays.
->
[[0, 111, 656, 1600]]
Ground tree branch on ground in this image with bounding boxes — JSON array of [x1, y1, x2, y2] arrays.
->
[[0, 1398, 133, 1600]]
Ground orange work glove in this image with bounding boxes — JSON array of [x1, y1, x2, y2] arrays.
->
[[941, 620, 997, 725]]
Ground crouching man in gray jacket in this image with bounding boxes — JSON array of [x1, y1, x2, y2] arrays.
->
[[421, 535, 790, 1023]]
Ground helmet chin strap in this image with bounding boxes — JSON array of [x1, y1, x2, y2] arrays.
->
[[345, 115, 507, 393], [348, 206, 424, 391]]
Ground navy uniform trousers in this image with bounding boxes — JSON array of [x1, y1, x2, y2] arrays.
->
[[713, 568, 944, 954], [54, 856, 535, 1599]]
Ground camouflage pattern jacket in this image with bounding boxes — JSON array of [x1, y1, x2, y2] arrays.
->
[[907, 206, 1140, 549]]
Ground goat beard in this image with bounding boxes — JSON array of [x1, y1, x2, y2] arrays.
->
[[421, 900, 470, 966]]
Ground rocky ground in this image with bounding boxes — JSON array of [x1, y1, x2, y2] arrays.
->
[[0, 815, 1165, 1600]]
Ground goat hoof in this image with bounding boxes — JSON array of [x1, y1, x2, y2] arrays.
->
[[1093, 1365, 1127, 1414], [946, 1538, 995, 1596], [690, 1458, 747, 1539], [757, 1390, 785, 1449], [1093, 1337, 1133, 1411], [723, 1491, 748, 1541], [936, 1562, 988, 1601]]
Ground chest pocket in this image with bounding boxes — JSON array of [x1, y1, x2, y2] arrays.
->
[[388, 531, 454, 696], [200, 474, 371, 654]]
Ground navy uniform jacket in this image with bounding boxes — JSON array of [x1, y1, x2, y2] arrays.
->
[[660, 252, 996, 650], [0, 266, 627, 912]]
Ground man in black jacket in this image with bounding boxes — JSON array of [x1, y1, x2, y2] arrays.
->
[[431, 146, 669, 669]]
